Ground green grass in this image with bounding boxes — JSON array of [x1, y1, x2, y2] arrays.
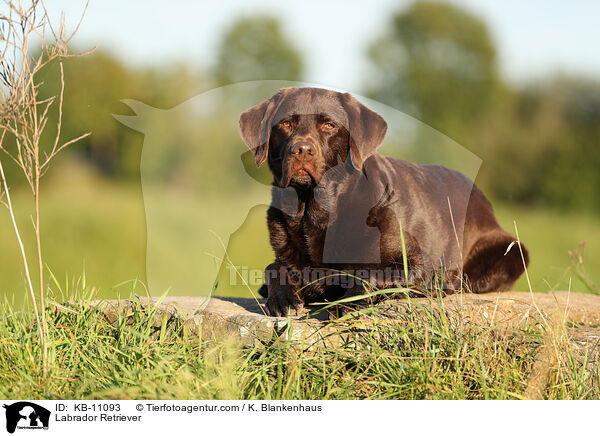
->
[[0, 167, 147, 303], [1, 282, 598, 400], [495, 203, 600, 293]]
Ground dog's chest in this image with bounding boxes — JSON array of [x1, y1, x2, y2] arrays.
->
[[285, 200, 328, 265], [284, 188, 384, 266]]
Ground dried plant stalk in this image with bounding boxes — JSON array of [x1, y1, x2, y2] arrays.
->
[[0, 0, 92, 375]]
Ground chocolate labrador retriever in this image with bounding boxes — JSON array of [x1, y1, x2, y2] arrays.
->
[[239, 87, 529, 316]]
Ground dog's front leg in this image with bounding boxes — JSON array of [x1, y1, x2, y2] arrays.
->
[[261, 261, 305, 317]]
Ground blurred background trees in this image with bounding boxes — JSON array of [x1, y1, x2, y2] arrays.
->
[[366, 1, 600, 211], [367, 1, 500, 145], [21, 3, 599, 211], [215, 16, 303, 85], [21, 14, 304, 183]]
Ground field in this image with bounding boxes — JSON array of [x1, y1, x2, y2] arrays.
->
[[1, 166, 598, 305], [1, 167, 599, 400]]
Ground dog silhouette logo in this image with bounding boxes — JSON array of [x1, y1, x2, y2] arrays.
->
[[113, 81, 482, 297], [2, 402, 50, 433]]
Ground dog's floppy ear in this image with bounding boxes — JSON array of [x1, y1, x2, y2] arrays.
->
[[238, 91, 284, 167], [340, 92, 387, 171]]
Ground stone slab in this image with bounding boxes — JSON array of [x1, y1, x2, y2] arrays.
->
[[81, 290, 600, 399], [91, 291, 600, 346]]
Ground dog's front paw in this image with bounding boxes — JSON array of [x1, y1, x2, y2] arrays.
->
[[265, 285, 304, 317]]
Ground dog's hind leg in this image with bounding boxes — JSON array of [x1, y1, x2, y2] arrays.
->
[[462, 232, 529, 293]]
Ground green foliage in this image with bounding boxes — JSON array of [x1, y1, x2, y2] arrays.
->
[[0, 172, 147, 300], [367, 1, 600, 211], [486, 78, 600, 210], [33, 50, 206, 179], [9, 10, 598, 210], [33, 51, 137, 176], [367, 1, 500, 140], [215, 16, 303, 85]]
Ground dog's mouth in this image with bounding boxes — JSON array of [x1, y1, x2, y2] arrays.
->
[[283, 165, 317, 188], [291, 167, 315, 185]]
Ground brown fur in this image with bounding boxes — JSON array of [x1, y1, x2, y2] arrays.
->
[[239, 87, 529, 316]]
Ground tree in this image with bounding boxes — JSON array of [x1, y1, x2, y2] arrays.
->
[[215, 16, 303, 85], [36, 51, 206, 177], [366, 2, 500, 144], [486, 77, 600, 210], [36, 51, 135, 174]]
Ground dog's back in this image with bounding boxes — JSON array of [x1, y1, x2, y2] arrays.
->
[[363, 154, 527, 291]]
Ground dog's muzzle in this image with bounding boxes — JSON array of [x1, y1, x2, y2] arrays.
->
[[290, 141, 316, 161]]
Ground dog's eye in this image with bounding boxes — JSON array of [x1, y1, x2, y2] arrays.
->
[[280, 120, 292, 129], [322, 122, 336, 131]]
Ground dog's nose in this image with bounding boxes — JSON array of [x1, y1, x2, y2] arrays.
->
[[290, 142, 316, 160]]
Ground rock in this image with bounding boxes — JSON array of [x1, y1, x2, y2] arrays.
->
[[93, 295, 332, 347], [88, 290, 600, 398], [92, 291, 600, 347]]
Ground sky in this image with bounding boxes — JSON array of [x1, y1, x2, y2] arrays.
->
[[46, 0, 600, 94]]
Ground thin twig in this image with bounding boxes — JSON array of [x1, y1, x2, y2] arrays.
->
[[0, 0, 92, 376]]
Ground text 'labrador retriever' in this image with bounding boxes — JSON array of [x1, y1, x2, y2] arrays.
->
[[239, 87, 529, 317]]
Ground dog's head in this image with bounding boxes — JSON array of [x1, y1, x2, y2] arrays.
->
[[238, 87, 387, 189]]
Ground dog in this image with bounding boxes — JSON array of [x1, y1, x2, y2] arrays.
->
[[238, 87, 529, 317]]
